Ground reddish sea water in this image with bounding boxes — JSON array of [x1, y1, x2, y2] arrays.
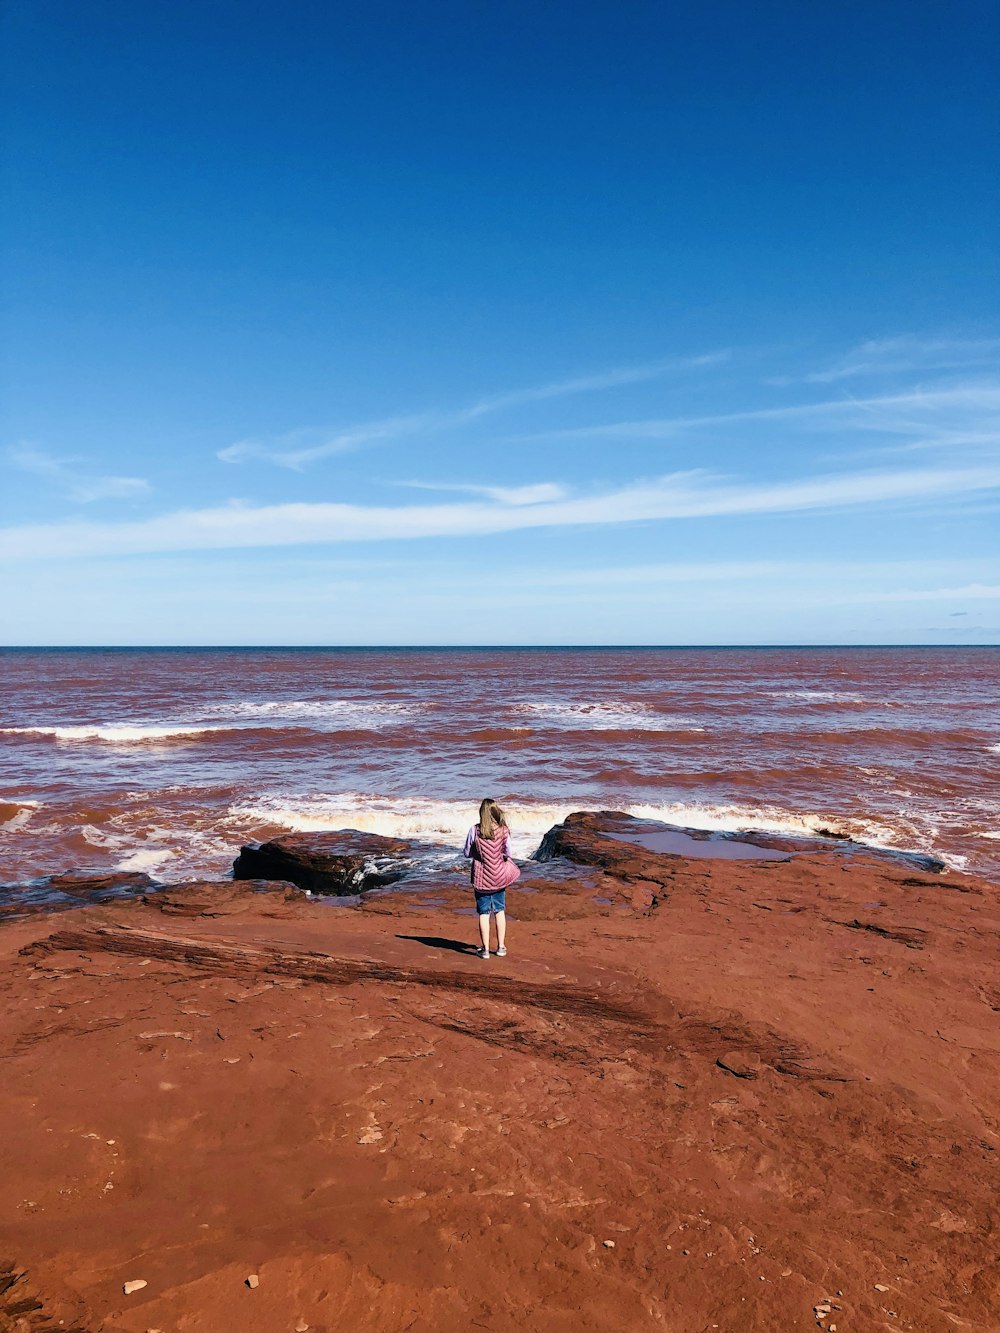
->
[[0, 647, 998, 885]]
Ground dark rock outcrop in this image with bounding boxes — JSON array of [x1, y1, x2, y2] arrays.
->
[[233, 830, 414, 895], [0, 870, 159, 920], [46, 871, 157, 898]]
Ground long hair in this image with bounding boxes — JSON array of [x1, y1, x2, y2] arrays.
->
[[478, 797, 507, 839]]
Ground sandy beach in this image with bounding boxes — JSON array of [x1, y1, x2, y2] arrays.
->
[[2, 813, 998, 1332]]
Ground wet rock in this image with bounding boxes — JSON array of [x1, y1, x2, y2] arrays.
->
[[233, 831, 414, 895], [534, 811, 793, 885], [48, 872, 157, 898], [0, 871, 159, 920], [534, 811, 677, 885]]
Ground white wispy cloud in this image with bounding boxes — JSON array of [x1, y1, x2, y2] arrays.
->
[[771, 335, 1000, 386], [397, 480, 567, 505], [6, 445, 150, 503], [218, 414, 431, 467], [3, 461, 999, 561], [217, 351, 730, 468], [514, 383, 1000, 442]]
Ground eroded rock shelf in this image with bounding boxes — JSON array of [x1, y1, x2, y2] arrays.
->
[[1, 813, 997, 1332]]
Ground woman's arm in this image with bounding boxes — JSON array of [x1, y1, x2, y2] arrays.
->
[[463, 825, 477, 858]]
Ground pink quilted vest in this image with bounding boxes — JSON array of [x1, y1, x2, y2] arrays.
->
[[471, 826, 517, 891]]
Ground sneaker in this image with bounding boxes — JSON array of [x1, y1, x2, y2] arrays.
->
[[496, 946, 507, 957], [476, 946, 490, 959]]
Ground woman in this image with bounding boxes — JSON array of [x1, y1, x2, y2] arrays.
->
[[463, 797, 520, 959]]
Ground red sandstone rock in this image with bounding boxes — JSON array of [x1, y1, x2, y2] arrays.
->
[[716, 1050, 763, 1078], [1, 815, 997, 1332], [139, 879, 305, 918]]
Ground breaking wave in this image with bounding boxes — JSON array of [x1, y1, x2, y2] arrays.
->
[[229, 792, 922, 863], [512, 701, 705, 732], [0, 798, 41, 831], [769, 690, 872, 705], [207, 699, 420, 726], [0, 724, 232, 743]]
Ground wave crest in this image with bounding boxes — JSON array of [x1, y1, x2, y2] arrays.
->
[[512, 701, 705, 732], [0, 724, 232, 743], [229, 791, 920, 862]]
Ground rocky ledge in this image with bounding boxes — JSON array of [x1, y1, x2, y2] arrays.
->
[[233, 829, 415, 894], [1, 812, 997, 1332]]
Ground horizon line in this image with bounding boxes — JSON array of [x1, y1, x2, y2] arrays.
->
[[1, 643, 997, 652]]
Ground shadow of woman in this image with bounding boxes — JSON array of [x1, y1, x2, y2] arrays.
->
[[396, 934, 476, 954]]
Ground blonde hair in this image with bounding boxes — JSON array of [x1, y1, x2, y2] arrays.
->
[[478, 797, 507, 839]]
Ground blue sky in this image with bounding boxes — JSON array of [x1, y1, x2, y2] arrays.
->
[[1, 0, 997, 645]]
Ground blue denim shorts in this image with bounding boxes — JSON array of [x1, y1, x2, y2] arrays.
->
[[474, 890, 506, 915]]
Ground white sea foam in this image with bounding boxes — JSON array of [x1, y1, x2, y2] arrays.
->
[[938, 851, 970, 871], [513, 701, 704, 731], [988, 744, 1000, 754], [208, 699, 418, 726], [0, 724, 229, 743], [625, 800, 911, 850], [228, 793, 579, 860], [769, 690, 870, 704], [228, 791, 924, 862], [114, 847, 176, 873], [0, 798, 42, 832]]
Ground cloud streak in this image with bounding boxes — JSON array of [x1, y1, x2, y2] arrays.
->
[[6, 445, 150, 503], [3, 461, 999, 561], [397, 480, 567, 505], [772, 335, 1000, 385], [514, 383, 1000, 442], [217, 351, 730, 468]]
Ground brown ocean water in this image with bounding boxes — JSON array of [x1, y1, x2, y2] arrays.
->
[[1, 647, 998, 885]]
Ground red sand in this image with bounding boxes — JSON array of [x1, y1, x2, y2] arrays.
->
[[1, 821, 998, 1332]]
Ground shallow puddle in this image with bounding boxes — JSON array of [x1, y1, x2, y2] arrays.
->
[[603, 827, 792, 861]]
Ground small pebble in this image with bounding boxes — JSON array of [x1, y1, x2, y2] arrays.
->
[[603, 1240, 615, 1249], [875, 1283, 890, 1292], [245, 1274, 259, 1289], [122, 1280, 147, 1295]]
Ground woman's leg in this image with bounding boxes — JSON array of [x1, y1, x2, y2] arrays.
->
[[495, 910, 506, 951], [478, 912, 491, 951]]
